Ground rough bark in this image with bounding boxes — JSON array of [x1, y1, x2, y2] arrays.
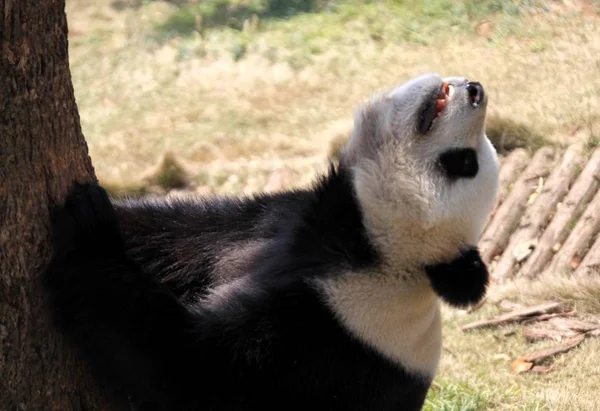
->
[[482, 148, 529, 231], [0, 1, 112, 409], [492, 145, 584, 282], [573, 233, 600, 277], [479, 147, 556, 264], [544, 187, 600, 277], [519, 148, 600, 279]]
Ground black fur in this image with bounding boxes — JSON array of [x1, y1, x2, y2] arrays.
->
[[424, 247, 489, 308], [42, 166, 444, 411], [438, 148, 479, 180]]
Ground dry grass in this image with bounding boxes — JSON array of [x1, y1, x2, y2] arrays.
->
[[433, 276, 600, 410], [66, 0, 600, 196], [65, 0, 600, 408]]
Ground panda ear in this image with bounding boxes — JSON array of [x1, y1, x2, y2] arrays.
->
[[424, 247, 489, 309]]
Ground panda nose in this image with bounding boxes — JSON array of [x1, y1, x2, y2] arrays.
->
[[466, 82, 485, 107]]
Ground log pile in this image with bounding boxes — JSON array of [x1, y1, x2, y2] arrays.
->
[[491, 145, 584, 282], [463, 144, 600, 375], [479, 147, 556, 265], [479, 145, 600, 281]]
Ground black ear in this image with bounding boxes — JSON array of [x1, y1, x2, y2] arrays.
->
[[424, 247, 489, 308]]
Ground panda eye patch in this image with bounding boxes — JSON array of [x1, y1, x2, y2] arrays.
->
[[438, 148, 478, 180]]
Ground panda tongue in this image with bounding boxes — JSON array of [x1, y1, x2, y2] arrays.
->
[[435, 98, 447, 114]]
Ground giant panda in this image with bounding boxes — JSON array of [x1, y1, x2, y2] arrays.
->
[[42, 73, 500, 411]]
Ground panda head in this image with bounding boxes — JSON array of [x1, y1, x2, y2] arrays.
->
[[341, 73, 500, 269]]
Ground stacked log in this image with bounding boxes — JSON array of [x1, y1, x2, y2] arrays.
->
[[479, 147, 556, 265], [542, 186, 600, 277], [491, 145, 584, 282], [519, 148, 600, 278], [482, 148, 529, 232], [573, 233, 600, 277]]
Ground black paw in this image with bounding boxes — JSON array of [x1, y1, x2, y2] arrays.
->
[[50, 182, 123, 260], [424, 247, 489, 308]]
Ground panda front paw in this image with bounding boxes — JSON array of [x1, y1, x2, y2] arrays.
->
[[43, 183, 130, 337], [424, 247, 489, 309], [50, 182, 123, 260]]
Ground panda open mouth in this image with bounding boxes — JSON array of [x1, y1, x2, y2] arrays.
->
[[418, 82, 452, 134]]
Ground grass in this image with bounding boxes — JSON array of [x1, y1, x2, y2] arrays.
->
[[65, 1, 600, 407], [66, 0, 600, 195], [424, 379, 495, 411], [429, 275, 600, 410]]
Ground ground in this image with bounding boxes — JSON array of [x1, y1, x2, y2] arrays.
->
[[65, 1, 600, 409]]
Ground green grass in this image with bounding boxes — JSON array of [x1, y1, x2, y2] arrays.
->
[[153, 0, 555, 66], [156, 0, 552, 38], [65, 0, 600, 194], [429, 276, 600, 411], [424, 379, 494, 411]]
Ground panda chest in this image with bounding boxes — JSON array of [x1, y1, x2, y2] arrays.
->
[[316, 274, 442, 379]]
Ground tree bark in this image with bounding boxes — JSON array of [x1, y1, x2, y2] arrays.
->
[[0, 1, 112, 409]]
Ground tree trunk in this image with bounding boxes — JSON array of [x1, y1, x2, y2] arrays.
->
[[0, 1, 112, 409]]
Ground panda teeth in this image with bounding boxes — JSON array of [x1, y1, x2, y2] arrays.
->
[[448, 85, 455, 98]]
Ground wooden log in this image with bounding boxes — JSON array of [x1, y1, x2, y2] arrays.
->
[[544, 185, 600, 276], [521, 310, 577, 325], [573, 233, 600, 277], [522, 327, 578, 342], [492, 145, 584, 282], [522, 316, 599, 341], [479, 147, 556, 264], [521, 334, 585, 363], [548, 317, 600, 332], [483, 148, 530, 231], [461, 301, 563, 331], [520, 148, 600, 279]]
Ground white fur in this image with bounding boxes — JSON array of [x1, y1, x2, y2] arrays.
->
[[315, 272, 441, 378], [318, 73, 500, 378]]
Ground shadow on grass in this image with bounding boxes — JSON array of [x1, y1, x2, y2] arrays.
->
[[114, 0, 335, 37], [485, 115, 548, 154]]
